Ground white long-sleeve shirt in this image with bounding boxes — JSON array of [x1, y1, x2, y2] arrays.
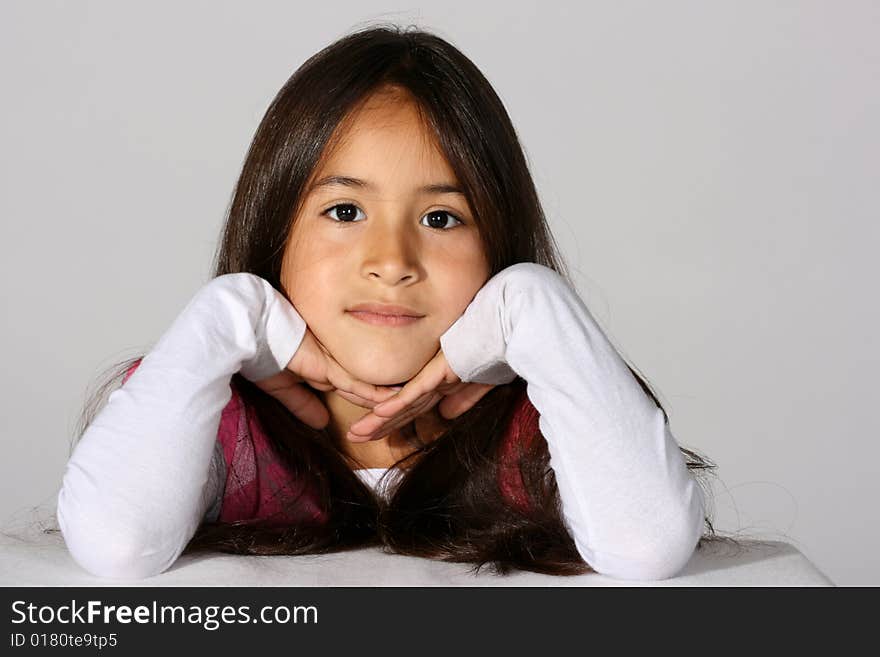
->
[[57, 264, 704, 581]]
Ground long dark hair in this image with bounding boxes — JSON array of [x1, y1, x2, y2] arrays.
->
[[63, 22, 734, 575]]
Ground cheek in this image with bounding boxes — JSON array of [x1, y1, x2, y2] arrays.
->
[[282, 243, 346, 321], [433, 253, 490, 318]]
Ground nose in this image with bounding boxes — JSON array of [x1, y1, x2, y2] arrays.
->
[[359, 216, 421, 285]]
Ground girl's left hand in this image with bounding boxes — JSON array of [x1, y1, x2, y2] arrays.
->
[[346, 348, 497, 442]]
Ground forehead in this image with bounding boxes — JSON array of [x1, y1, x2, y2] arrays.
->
[[310, 91, 458, 188]]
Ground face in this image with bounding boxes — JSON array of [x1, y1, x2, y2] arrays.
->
[[280, 88, 490, 388]]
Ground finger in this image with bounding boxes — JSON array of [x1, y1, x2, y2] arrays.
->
[[327, 365, 404, 405], [253, 368, 299, 393], [303, 379, 335, 392], [348, 388, 436, 436], [369, 362, 445, 419], [347, 397, 430, 442], [335, 388, 392, 410], [372, 392, 442, 439], [437, 382, 496, 419], [348, 391, 441, 441], [268, 383, 330, 430], [348, 395, 430, 440], [337, 381, 402, 405], [354, 381, 488, 440]]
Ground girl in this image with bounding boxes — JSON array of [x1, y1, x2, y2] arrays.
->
[[58, 24, 723, 581]]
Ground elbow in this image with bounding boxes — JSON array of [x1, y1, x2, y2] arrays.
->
[[56, 489, 176, 581], [581, 536, 699, 582], [580, 490, 705, 582], [626, 527, 702, 582]]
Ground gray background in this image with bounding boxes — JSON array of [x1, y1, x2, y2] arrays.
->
[[1, 1, 876, 585]]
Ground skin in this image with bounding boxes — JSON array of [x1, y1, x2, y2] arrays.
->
[[280, 86, 491, 469]]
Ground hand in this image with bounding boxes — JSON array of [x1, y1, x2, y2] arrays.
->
[[253, 326, 401, 430], [345, 347, 498, 442]]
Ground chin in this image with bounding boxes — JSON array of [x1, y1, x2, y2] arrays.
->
[[367, 375, 413, 387], [353, 367, 419, 388], [334, 352, 426, 384]]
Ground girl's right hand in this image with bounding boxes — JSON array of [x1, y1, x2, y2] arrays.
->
[[252, 326, 401, 430]]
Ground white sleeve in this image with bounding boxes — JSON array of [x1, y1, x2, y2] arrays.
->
[[56, 273, 307, 580], [439, 262, 705, 581]]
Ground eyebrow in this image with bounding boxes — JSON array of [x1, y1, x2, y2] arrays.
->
[[307, 175, 466, 196]]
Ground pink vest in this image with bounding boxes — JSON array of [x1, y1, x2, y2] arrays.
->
[[122, 359, 537, 524]]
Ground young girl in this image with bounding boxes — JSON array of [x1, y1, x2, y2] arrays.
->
[[58, 24, 722, 581]]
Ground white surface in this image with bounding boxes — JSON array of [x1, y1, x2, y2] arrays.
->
[[0, 529, 833, 587]]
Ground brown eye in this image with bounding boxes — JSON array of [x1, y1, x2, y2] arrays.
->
[[321, 203, 360, 223], [421, 210, 463, 230], [322, 203, 365, 223]]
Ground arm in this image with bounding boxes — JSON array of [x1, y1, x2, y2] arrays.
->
[[439, 262, 705, 581], [119, 360, 228, 525], [57, 273, 307, 579]]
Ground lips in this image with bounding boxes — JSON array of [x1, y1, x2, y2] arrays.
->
[[346, 302, 424, 318], [346, 310, 423, 327]]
